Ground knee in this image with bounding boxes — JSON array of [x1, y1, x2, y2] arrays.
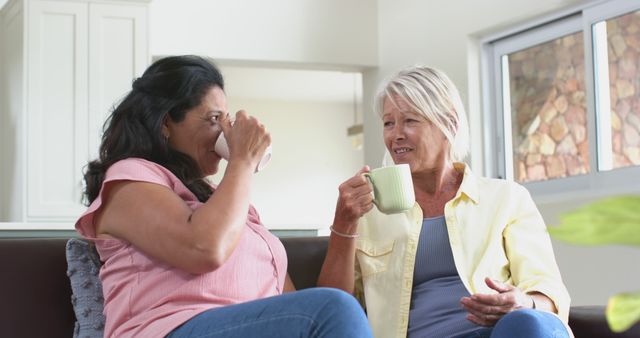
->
[[306, 288, 365, 317], [312, 288, 370, 333], [493, 309, 568, 338], [314, 288, 362, 309], [498, 309, 544, 328]]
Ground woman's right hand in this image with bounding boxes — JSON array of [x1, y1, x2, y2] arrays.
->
[[332, 166, 374, 234], [220, 110, 271, 170]]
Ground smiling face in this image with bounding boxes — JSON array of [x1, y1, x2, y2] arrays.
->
[[163, 86, 227, 177], [382, 95, 451, 174]]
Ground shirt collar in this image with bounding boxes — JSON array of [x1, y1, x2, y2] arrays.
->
[[453, 162, 479, 204]]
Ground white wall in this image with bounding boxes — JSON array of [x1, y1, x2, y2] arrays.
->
[[209, 97, 364, 231], [149, 0, 378, 68]]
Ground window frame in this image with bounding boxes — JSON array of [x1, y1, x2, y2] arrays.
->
[[481, 0, 640, 203]]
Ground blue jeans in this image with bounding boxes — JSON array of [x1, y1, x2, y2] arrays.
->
[[166, 288, 373, 338], [459, 309, 569, 338]]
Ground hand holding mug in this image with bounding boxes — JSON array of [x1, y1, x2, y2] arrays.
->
[[217, 110, 272, 172], [333, 166, 374, 232], [333, 164, 415, 232]]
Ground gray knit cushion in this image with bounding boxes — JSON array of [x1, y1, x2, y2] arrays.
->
[[65, 238, 105, 338]]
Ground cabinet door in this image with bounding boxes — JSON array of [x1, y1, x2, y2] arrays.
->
[[27, 0, 89, 221], [88, 2, 149, 158], [1, 0, 26, 221]]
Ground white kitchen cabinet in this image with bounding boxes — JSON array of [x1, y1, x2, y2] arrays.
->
[[0, 0, 149, 225]]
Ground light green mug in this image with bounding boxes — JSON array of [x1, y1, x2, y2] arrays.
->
[[364, 164, 415, 214]]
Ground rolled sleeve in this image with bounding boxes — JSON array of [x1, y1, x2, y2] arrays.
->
[[503, 185, 571, 322]]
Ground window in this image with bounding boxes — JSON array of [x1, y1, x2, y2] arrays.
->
[[593, 9, 640, 171], [482, 0, 640, 199]]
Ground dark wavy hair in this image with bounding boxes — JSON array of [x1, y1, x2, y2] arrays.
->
[[83, 55, 224, 205]]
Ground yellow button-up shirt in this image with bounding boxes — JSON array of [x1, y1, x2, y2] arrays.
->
[[354, 163, 571, 338]]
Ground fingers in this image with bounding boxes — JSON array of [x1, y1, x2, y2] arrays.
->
[[485, 277, 512, 293], [219, 111, 232, 136], [471, 292, 511, 306], [235, 109, 248, 120], [333, 168, 375, 226], [338, 173, 373, 201], [341, 167, 373, 190], [233, 110, 263, 132], [345, 166, 371, 188], [462, 281, 527, 327], [479, 279, 531, 310], [461, 296, 505, 327], [337, 183, 373, 212], [461, 296, 507, 315], [225, 110, 271, 166], [462, 288, 523, 326], [356, 165, 371, 175], [466, 313, 500, 327], [343, 183, 373, 200]]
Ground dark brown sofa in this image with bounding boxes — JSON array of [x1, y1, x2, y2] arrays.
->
[[0, 237, 638, 338]]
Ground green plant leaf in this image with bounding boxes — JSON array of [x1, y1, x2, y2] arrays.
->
[[548, 195, 640, 246], [607, 291, 640, 332]]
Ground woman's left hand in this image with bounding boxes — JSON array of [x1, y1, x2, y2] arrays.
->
[[460, 277, 534, 326]]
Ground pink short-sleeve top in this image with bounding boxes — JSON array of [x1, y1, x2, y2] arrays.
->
[[75, 158, 288, 338]]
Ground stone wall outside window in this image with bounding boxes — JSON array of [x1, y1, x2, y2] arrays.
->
[[508, 32, 589, 183], [606, 10, 640, 169]]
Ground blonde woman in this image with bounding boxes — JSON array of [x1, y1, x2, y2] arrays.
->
[[318, 66, 572, 338]]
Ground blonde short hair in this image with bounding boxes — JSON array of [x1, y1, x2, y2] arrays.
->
[[374, 66, 469, 162]]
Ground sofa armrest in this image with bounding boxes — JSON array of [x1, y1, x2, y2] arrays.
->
[[0, 238, 75, 338], [569, 306, 640, 338]]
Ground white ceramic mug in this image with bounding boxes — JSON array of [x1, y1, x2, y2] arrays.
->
[[364, 164, 415, 214], [214, 133, 272, 172]]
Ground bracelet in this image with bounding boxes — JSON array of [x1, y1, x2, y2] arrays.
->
[[329, 226, 359, 239]]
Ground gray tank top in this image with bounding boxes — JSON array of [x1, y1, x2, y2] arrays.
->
[[407, 216, 482, 338]]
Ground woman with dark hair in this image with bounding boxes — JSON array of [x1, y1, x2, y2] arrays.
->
[[76, 55, 372, 338]]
